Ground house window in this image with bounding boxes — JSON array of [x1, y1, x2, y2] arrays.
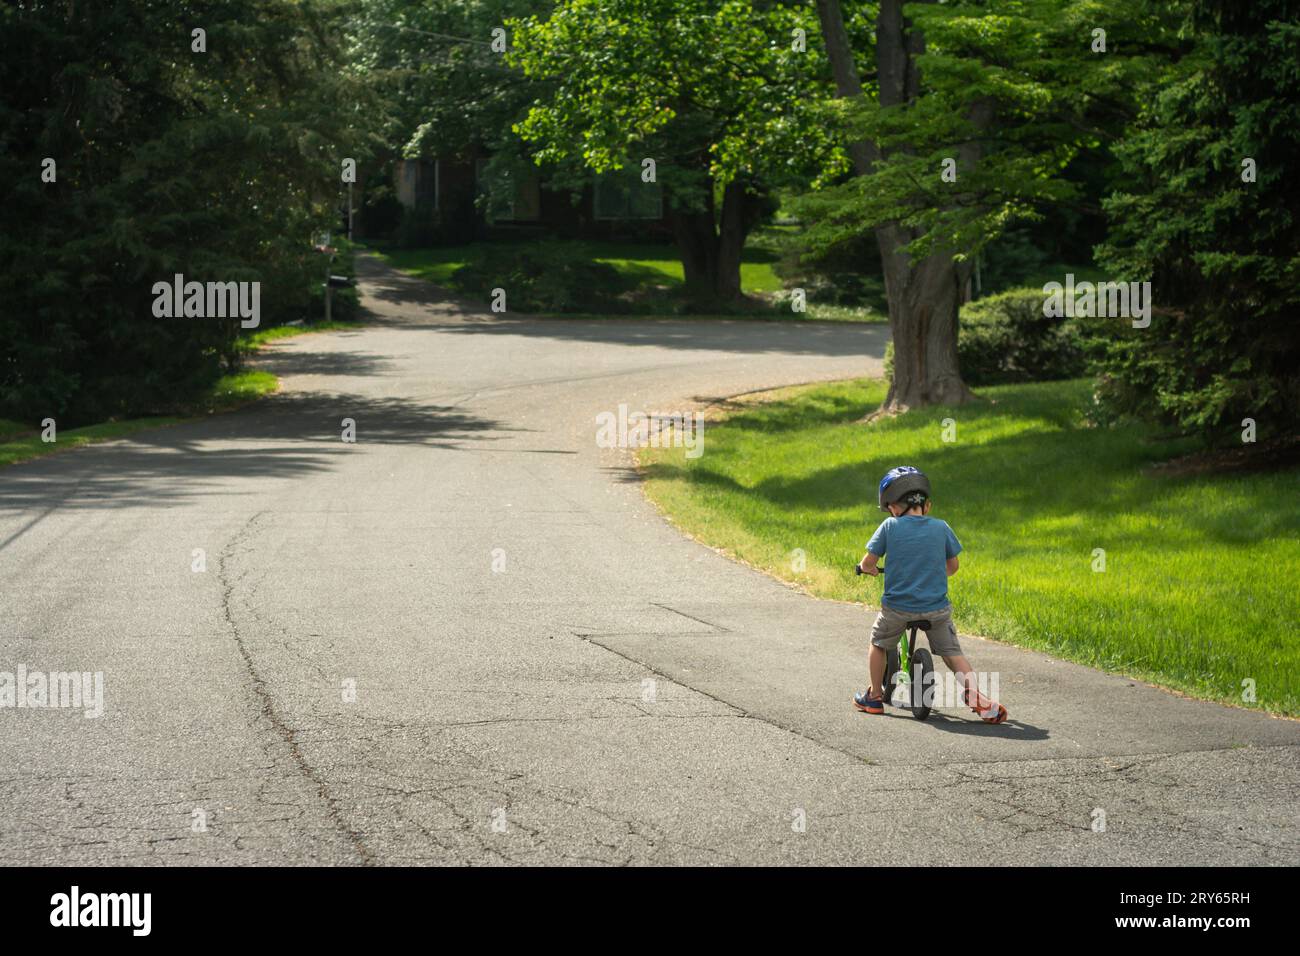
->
[[593, 168, 663, 220]]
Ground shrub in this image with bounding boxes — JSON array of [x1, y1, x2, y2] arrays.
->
[[0, 0, 360, 426], [396, 200, 446, 248], [451, 245, 627, 313], [881, 286, 1091, 389], [957, 287, 1089, 386], [361, 190, 404, 239], [1088, 2, 1300, 445]]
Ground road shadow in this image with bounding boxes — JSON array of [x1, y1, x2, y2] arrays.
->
[[253, 348, 395, 379], [918, 711, 1049, 740], [0, 392, 513, 517], [425, 313, 887, 359], [863, 704, 1047, 740], [601, 464, 644, 485], [354, 254, 890, 360], [357, 264, 486, 316]]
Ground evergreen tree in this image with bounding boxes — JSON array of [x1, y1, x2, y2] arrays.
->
[[1094, 0, 1300, 445], [0, 0, 371, 425]]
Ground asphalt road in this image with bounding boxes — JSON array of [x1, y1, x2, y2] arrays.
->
[[1, 254, 1296, 865]]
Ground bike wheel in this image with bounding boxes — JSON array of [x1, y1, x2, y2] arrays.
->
[[883, 648, 900, 707], [910, 647, 936, 720]]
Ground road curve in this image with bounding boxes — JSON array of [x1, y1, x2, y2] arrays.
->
[[0, 254, 1295, 865]]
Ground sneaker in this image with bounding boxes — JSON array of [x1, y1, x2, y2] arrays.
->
[[852, 690, 885, 715], [963, 688, 1008, 724]]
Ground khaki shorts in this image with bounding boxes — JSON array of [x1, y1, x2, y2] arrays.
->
[[870, 604, 963, 657]]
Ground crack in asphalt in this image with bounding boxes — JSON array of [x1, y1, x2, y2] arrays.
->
[[570, 625, 1300, 856], [573, 629, 891, 771], [11, 256, 1284, 866], [217, 511, 375, 865], [649, 602, 731, 632]]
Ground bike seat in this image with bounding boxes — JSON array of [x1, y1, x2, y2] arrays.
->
[[905, 620, 932, 631]]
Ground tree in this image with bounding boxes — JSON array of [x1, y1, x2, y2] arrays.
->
[[348, 0, 546, 178], [1093, 0, 1300, 445], [0, 0, 371, 425], [806, 0, 1180, 413], [811, 0, 976, 411], [508, 0, 843, 303], [347, 0, 551, 241]]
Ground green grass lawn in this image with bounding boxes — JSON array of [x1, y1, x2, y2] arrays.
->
[[0, 371, 281, 469], [370, 238, 783, 292], [3, 316, 363, 470], [640, 378, 1300, 716], [367, 238, 886, 322], [367, 242, 471, 285], [0, 417, 187, 468], [235, 319, 366, 354]]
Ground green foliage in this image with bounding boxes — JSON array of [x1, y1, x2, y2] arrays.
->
[[1092, 0, 1300, 443], [0, 0, 375, 426], [640, 377, 1300, 714], [450, 244, 628, 312], [958, 287, 1091, 385], [884, 287, 1095, 386], [508, 0, 845, 210], [349, 0, 547, 162], [760, 224, 889, 310], [795, 0, 1185, 261]]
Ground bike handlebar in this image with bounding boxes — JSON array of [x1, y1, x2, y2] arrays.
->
[[853, 563, 884, 576]]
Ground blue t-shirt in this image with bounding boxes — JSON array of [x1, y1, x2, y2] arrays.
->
[[866, 515, 962, 613]]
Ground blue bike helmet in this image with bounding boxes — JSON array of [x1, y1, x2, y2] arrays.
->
[[878, 465, 931, 512]]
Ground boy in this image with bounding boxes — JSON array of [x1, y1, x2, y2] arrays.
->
[[852, 465, 1007, 724]]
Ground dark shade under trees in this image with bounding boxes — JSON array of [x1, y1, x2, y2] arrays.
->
[[1093, 0, 1300, 445], [0, 0, 370, 426]]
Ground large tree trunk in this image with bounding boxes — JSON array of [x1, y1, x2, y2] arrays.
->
[[669, 177, 759, 303], [672, 205, 717, 297], [878, 226, 973, 405], [816, 0, 976, 413], [815, 0, 876, 175]]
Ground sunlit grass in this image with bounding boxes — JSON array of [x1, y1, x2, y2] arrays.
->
[[640, 378, 1300, 715], [370, 239, 784, 295], [0, 371, 279, 469], [369, 239, 889, 321], [368, 243, 469, 285], [206, 369, 279, 405], [0, 417, 182, 468], [236, 319, 365, 354]]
